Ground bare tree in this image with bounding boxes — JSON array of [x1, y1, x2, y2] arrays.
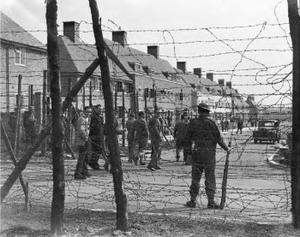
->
[[46, 0, 65, 234], [287, 0, 300, 229], [88, 0, 128, 230]]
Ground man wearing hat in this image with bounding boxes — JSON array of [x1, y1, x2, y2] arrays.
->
[[185, 103, 230, 209]]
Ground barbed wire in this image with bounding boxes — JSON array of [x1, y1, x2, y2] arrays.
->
[[0, 13, 294, 228]]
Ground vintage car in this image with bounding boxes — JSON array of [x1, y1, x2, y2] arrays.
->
[[253, 120, 280, 144]]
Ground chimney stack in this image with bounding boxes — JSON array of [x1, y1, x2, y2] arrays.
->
[[206, 73, 214, 81], [218, 79, 224, 86], [226, 81, 232, 89], [112, 31, 127, 47], [147, 45, 159, 58], [177, 61, 186, 73], [63, 21, 80, 42], [193, 68, 202, 78]]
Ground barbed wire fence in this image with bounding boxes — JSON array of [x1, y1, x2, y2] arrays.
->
[[0, 13, 294, 228]]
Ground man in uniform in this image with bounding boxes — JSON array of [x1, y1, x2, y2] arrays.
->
[[185, 103, 230, 209], [174, 112, 189, 164], [147, 110, 162, 171], [74, 108, 90, 179], [132, 111, 149, 165], [125, 113, 136, 163], [88, 105, 105, 170]]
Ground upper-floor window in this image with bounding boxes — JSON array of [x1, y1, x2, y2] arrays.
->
[[14, 47, 26, 65]]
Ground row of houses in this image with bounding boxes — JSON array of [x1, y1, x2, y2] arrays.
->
[[0, 12, 259, 125]]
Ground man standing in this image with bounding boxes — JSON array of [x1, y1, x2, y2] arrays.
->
[[132, 111, 149, 165], [174, 112, 189, 164], [236, 117, 243, 134], [147, 110, 162, 171], [73, 109, 90, 180], [125, 113, 136, 163], [23, 106, 37, 147], [88, 105, 105, 170], [185, 103, 230, 209]]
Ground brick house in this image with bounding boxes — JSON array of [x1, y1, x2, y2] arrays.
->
[[58, 22, 187, 117], [0, 12, 47, 114]]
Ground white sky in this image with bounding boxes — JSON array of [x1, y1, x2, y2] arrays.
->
[[1, 0, 297, 106]]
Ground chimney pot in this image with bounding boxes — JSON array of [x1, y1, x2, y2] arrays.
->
[[218, 79, 224, 86], [193, 68, 202, 78], [226, 81, 232, 89], [177, 61, 186, 73], [206, 73, 214, 81], [147, 45, 159, 58], [63, 21, 80, 42], [112, 31, 127, 46]]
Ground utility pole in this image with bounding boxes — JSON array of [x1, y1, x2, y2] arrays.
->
[[287, 0, 300, 229], [46, 0, 65, 235]]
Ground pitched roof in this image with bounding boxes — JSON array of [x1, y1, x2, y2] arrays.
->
[[59, 34, 177, 82], [0, 12, 45, 50]]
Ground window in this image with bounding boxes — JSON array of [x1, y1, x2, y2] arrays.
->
[[128, 84, 134, 93], [116, 81, 123, 92], [14, 47, 26, 65]]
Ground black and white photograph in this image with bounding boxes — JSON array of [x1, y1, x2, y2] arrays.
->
[[0, 0, 300, 236]]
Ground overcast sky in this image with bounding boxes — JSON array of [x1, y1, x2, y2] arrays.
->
[[1, 0, 297, 106]]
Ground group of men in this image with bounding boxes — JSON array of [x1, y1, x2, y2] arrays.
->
[[72, 102, 230, 209], [72, 105, 107, 180], [126, 110, 162, 171]]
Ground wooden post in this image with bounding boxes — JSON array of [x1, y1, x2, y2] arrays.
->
[[14, 74, 22, 156], [122, 87, 125, 147], [28, 85, 33, 108], [287, 0, 300, 229], [1, 59, 100, 203], [115, 83, 118, 111], [144, 89, 148, 121], [1, 126, 51, 203], [1, 122, 29, 210], [82, 84, 86, 109], [88, 0, 128, 230], [42, 70, 47, 155], [89, 79, 93, 107], [46, 0, 65, 234], [6, 47, 10, 112]]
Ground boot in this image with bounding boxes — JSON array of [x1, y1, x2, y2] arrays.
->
[[185, 200, 196, 208], [207, 198, 220, 209], [139, 156, 146, 165]]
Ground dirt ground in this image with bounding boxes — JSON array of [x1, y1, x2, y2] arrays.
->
[[1, 203, 300, 237], [1, 127, 298, 236]]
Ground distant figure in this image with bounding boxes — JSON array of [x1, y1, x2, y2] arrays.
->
[[236, 117, 243, 134], [132, 111, 149, 165], [125, 113, 136, 163], [23, 106, 37, 147], [174, 112, 189, 164], [73, 109, 90, 180], [225, 119, 229, 132], [88, 105, 105, 170], [147, 110, 162, 171], [220, 119, 225, 132]]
